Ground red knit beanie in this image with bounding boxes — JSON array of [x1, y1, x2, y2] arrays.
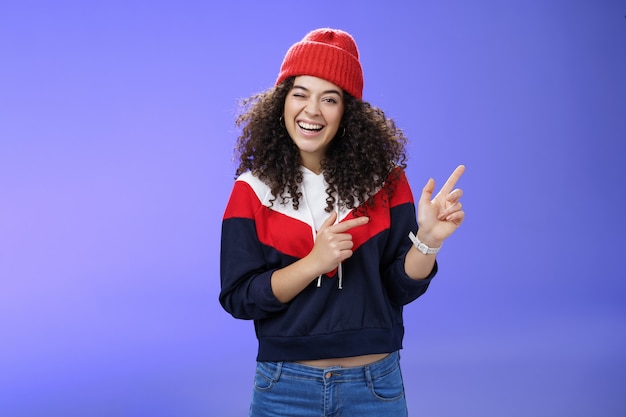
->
[[276, 28, 363, 100]]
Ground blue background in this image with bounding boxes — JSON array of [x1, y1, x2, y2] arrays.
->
[[1, 1, 625, 416]]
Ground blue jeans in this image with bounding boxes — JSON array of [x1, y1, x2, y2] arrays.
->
[[249, 351, 408, 416]]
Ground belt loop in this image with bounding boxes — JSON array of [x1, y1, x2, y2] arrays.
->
[[364, 364, 373, 388], [273, 361, 283, 382]]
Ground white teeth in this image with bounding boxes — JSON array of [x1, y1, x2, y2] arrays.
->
[[298, 122, 323, 131]]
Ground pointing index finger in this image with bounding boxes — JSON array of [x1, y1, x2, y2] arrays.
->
[[438, 165, 465, 197], [332, 216, 370, 233]]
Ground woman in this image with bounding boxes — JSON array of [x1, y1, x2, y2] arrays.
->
[[220, 28, 465, 416]]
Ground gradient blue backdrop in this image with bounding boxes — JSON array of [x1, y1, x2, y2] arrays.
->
[[1, 1, 625, 416]]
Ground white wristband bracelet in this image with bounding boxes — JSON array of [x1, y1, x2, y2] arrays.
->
[[408, 231, 441, 255]]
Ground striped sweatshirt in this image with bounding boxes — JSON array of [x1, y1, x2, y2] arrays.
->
[[219, 167, 437, 362]]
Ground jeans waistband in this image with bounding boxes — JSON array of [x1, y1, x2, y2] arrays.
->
[[260, 351, 400, 382]]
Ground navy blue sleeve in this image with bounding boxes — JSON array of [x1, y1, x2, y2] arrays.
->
[[380, 175, 438, 305], [219, 182, 288, 320], [219, 217, 288, 320]]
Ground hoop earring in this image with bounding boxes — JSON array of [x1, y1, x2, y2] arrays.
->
[[279, 116, 285, 127], [341, 127, 346, 137]]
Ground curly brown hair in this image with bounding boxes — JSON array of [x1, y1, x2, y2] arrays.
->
[[234, 77, 408, 214]]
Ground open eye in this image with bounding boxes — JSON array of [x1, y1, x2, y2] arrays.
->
[[323, 96, 342, 105]]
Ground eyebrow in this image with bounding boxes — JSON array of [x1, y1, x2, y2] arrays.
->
[[292, 85, 343, 96]]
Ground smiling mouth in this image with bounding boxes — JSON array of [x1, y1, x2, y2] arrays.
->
[[298, 121, 324, 132]]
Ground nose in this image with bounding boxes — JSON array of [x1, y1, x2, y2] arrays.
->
[[304, 100, 320, 116]]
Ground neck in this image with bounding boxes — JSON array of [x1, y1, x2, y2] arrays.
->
[[300, 154, 322, 174]]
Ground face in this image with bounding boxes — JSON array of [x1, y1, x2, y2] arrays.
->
[[283, 75, 344, 173]]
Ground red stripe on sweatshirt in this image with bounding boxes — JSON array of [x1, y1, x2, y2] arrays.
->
[[223, 168, 414, 265]]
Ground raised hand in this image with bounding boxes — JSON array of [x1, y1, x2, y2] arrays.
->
[[308, 211, 369, 276], [417, 165, 465, 247]]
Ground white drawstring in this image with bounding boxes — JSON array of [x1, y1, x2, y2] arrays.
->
[[300, 182, 324, 287], [301, 174, 343, 290], [337, 264, 343, 289]]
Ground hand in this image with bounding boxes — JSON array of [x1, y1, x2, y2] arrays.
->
[[307, 211, 369, 276], [417, 165, 465, 247]]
